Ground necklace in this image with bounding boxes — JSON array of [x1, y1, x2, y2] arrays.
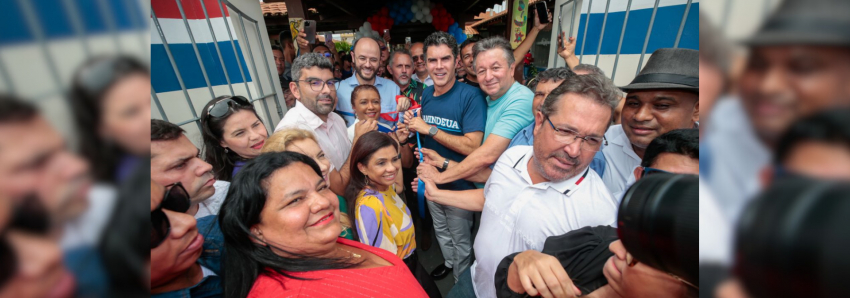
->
[[336, 247, 362, 258]]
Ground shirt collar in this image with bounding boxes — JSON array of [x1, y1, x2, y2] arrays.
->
[[293, 101, 326, 130], [486, 81, 520, 107], [608, 125, 641, 161], [511, 147, 592, 196]]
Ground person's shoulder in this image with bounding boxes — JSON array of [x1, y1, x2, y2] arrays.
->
[[603, 124, 626, 143], [582, 169, 617, 201], [454, 82, 486, 100], [496, 145, 532, 169]]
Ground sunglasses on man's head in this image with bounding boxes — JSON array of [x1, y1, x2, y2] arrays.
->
[[151, 183, 191, 249], [206, 96, 252, 119], [320, 52, 332, 58]]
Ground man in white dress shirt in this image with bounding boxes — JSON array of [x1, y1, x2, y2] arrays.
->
[[275, 53, 352, 171], [416, 74, 622, 298], [601, 48, 700, 196]]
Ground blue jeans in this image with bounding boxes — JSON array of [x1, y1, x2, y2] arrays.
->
[[447, 267, 477, 298]]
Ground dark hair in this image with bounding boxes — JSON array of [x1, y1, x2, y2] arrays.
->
[[219, 152, 359, 298], [0, 94, 39, 123], [200, 95, 264, 181], [271, 45, 283, 52], [343, 131, 400, 241], [151, 119, 185, 142], [641, 129, 699, 168], [291, 53, 334, 82], [424, 31, 459, 60], [99, 159, 150, 298], [528, 67, 576, 91], [312, 43, 331, 52], [350, 84, 380, 109], [68, 55, 149, 182], [775, 108, 850, 165], [459, 35, 481, 53]]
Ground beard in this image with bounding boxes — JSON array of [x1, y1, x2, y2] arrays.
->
[[396, 74, 410, 86], [356, 64, 376, 81], [312, 93, 336, 115], [532, 147, 584, 182]]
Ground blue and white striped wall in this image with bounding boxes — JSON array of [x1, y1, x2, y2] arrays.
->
[[0, 0, 148, 140], [550, 0, 699, 87], [151, 0, 283, 145]]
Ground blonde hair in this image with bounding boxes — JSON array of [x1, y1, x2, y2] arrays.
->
[[261, 128, 317, 153]]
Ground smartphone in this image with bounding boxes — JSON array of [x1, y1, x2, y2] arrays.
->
[[304, 20, 316, 43], [535, 2, 549, 24], [324, 33, 333, 43], [405, 36, 411, 45]]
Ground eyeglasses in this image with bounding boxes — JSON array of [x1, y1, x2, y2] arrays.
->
[[412, 55, 424, 62], [380, 46, 387, 51], [545, 117, 607, 151], [151, 183, 191, 249], [206, 96, 252, 119], [296, 79, 340, 92], [642, 166, 669, 177]]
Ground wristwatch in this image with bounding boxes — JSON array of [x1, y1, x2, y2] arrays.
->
[[440, 159, 449, 171], [428, 126, 438, 136]]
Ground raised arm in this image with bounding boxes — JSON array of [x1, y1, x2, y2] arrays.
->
[[558, 32, 579, 70], [512, 9, 552, 68]]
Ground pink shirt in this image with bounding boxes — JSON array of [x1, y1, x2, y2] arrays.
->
[[275, 101, 351, 170]]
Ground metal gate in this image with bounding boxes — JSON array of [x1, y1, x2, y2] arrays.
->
[[150, 0, 283, 142], [550, 0, 697, 86]]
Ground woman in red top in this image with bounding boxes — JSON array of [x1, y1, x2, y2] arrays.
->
[[218, 151, 428, 298]]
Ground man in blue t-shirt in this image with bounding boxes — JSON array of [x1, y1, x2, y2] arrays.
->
[[404, 32, 486, 282]]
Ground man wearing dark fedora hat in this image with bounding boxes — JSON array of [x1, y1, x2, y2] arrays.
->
[[704, 0, 850, 224], [600, 48, 699, 196]]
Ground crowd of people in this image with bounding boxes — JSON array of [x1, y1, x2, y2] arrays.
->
[[140, 4, 702, 295]]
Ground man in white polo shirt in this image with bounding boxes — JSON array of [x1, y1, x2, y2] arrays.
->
[[602, 48, 699, 196], [415, 73, 621, 298]]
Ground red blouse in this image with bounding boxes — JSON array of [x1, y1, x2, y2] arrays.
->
[[247, 238, 428, 298]]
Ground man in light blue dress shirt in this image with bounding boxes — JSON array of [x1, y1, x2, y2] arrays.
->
[[335, 36, 406, 127]]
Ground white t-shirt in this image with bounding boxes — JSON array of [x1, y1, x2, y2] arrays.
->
[[195, 180, 229, 219], [470, 146, 619, 298]]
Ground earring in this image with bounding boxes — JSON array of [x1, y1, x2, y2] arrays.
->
[[365, 175, 370, 186], [224, 148, 229, 153]]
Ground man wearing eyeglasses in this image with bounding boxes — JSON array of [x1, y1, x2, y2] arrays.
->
[[334, 36, 408, 127], [276, 53, 353, 171], [601, 48, 700, 197], [410, 42, 434, 87], [415, 73, 621, 298]]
